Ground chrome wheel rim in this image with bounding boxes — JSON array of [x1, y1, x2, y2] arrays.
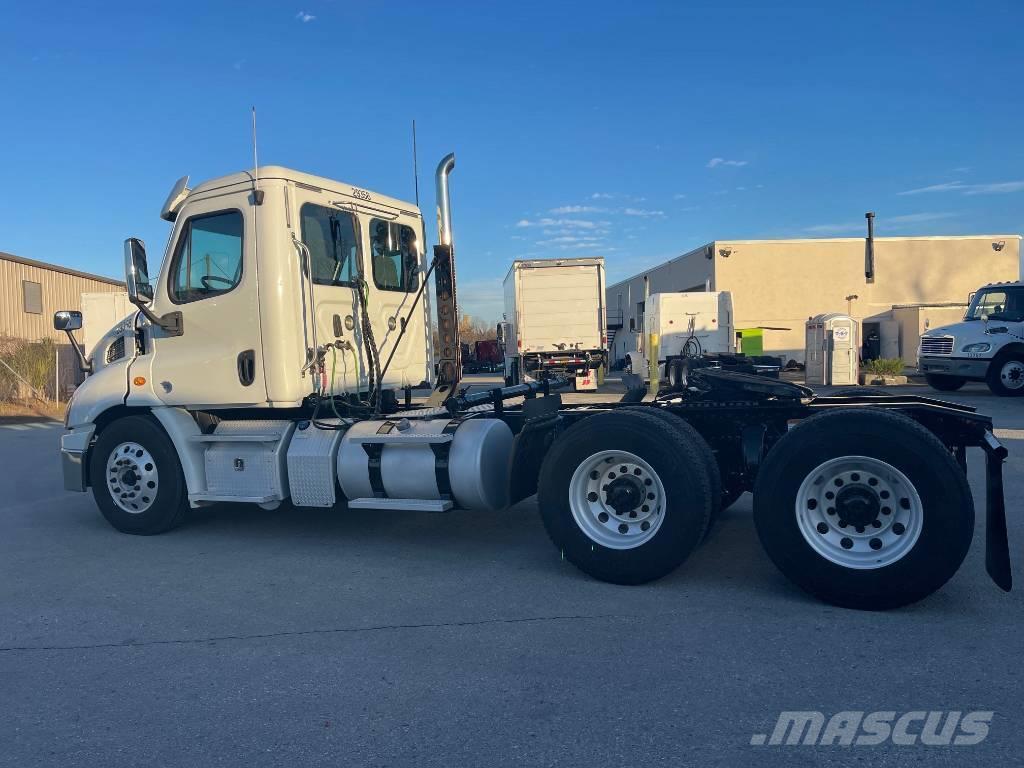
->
[[1000, 360, 1024, 390], [569, 449, 666, 549], [106, 442, 159, 514], [795, 455, 923, 569]]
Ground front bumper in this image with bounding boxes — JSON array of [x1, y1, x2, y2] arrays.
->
[[919, 355, 990, 379], [60, 424, 96, 492]]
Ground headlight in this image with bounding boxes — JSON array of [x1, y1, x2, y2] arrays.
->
[[962, 342, 991, 353]]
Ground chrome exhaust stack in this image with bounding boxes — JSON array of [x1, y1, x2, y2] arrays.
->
[[426, 153, 461, 405], [435, 153, 456, 247]]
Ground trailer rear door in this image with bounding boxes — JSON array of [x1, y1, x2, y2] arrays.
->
[[518, 263, 603, 352]]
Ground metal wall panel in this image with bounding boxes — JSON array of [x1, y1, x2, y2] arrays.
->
[[0, 256, 123, 342]]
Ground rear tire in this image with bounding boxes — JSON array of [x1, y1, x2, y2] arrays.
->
[[90, 415, 188, 535], [619, 406, 722, 535], [925, 374, 966, 392], [538, 409, 712, 584], [753, 408, 973, 610], [985, 352, 1024, 397]]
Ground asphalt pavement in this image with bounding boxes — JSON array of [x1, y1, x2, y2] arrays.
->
[[1, 380, 1022, 767]]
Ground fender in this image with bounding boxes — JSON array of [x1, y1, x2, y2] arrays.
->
[[65, 359, 130, 429], [150, 406, 208, 504]]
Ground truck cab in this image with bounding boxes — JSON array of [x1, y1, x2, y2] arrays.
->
[[919, 281, 1024, 396], [58, 166, 433, 498]]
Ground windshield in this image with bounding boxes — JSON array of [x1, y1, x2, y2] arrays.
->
[[965, 286, 1024, 322]]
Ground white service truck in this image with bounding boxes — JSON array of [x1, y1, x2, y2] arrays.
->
[[51, 153, 1012, 610], [919, 281, 1024, 396], [502, 258, 607, 391], [625, 291, 734, 380]]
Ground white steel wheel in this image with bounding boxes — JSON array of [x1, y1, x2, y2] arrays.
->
[[795, 455, 923, 569], [999, 359, 1024, 391], [568, 449, 666, 549], [105, 441, 160, 514]]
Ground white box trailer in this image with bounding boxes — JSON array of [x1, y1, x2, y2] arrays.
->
[[502, 258, 607, 390], [81, 292, 134, 358]]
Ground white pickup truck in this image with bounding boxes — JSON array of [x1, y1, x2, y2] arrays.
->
[[918, 281, 1024, 396]]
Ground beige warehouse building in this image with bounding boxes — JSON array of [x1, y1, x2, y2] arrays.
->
[[1, 251, 124, 343], [607, 235, 1022, 366]]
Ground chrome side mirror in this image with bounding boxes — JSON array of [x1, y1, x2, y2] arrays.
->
[[124, 238, 154, 305], [53, 311, 91, 373], [53, 310, 83, 331], [123, 237, 184, 336]]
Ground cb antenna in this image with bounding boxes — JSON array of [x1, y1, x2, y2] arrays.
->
[[251, 106, 264, 205], [412, 119, 420, 207]]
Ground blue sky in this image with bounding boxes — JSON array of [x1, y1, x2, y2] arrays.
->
[[2, 0, 1022, 321]]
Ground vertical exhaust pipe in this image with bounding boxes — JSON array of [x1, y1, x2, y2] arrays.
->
[[865, 211, 875, 283], [426, 153, 461, 405], [435, 153, 456, 247]]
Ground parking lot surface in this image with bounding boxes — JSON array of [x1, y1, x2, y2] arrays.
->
[[1, 379, 1022, 766]]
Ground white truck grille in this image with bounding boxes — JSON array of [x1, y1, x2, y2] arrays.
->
[[920, 336, 955, 356]]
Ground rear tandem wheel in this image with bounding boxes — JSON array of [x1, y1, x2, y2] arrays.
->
[[537, 409, 713, 584], [753, 408, 974, 610]]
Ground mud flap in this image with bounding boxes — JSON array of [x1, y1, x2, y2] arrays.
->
[[982, 432, 1012, 591]]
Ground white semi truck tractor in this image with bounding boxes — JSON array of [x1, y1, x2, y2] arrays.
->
[[919, 281, 1024, 396], [53, 155, 1012, 610]]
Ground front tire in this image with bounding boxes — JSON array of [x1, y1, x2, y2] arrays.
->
[[986, 352, 1024, 397], [538, 409, 712, 584], [925, 374, 966, 392], [753, 408, 973, 610], [90, 415, 188, 535]]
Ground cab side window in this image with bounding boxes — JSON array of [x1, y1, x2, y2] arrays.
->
[[369, 219, 420, 292], [169, 211, 244, 303], [300, 204, 361, 286]]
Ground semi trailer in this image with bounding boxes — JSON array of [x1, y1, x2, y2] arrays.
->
[[502, 258, 607, 391], [53, 155, 1011, 610]]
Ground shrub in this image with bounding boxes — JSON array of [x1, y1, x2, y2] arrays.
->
[[0, 337, 56, 400], [864, 357, 904, 377]]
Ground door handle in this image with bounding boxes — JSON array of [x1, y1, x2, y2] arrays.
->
[[237, 349, 256, 386]]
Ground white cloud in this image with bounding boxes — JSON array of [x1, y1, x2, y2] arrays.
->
[[801, 222, 865, 235], [536, 235, 605, 245], [888, 211, 958, 224], [623, 207, 665, 218], [673, 193, 687, 200], [898, 180, 1024, 196], [296, 10, 316, 22], [897, 181, 966, 195], [549, 205, 607, 214], [707, 157, 748, 168], [591, 192, 614, 199], [516, 217, 604, 229], [963, 181, 1024, 195], [802, 211, 956, 235]]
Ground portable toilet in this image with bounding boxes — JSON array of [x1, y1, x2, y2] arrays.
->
[[805, 313, 859, 386]]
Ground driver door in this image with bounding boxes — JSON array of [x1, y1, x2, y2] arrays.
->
[[143, 190, 265, 407]]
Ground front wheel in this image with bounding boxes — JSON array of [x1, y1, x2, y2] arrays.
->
[[90, 415, 188, 535], [753, 408, 973, 610], [986, 353, 1024, 396], [925, 374, 966, 392]]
